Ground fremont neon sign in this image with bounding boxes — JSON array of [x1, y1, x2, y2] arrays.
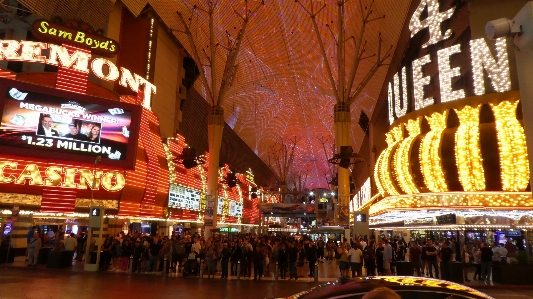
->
[[0, 160, 126, 192], [0, 40, 156, 109]]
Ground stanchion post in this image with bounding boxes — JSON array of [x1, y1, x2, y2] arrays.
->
[[128, 256, 133, 274], [237, 261, 241, 280], [275, 262, 278, 281], [314, 262, 318, 282], [163, 258, 168, 277]]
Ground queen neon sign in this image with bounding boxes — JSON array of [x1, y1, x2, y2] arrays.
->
[[0, 40, 156, 109], [387, 0, 512, 124]]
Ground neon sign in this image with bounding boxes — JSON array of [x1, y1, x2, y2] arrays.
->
[[0, 40, 156, 109], [219, 227, 239, 233], [0, 160, 125, 192], [32, 20, 119, 57], [388, 0, 512, 124], [245, 168, 255, 184]]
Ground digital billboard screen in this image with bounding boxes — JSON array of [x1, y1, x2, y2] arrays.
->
[[0, 81, 140, 168]]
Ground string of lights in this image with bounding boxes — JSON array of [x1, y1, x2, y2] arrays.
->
[[455, 105, 485, 191], [491, 100, 529, 191], [377, 126, 402, 196], [393, 118, 420, 194], [420, 111, 448, 192]]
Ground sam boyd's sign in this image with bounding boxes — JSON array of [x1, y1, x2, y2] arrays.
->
[[32, 19, 119, 57]]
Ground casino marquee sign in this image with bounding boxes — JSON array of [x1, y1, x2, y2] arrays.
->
[[0, 160, 126, 192]]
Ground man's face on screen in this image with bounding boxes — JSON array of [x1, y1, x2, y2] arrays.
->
[[42, 117, 52, 129]]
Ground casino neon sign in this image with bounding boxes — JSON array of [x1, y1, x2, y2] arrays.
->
[[0, 40, 156, 109], [0, 160, 126, 192]]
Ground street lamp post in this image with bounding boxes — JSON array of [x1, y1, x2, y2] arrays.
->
[[85, 156, 101, 270], [90, 156, 101, 206]]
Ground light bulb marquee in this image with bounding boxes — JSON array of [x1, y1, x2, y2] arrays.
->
[[393, 118, 421, 194], [371, 0, 530, 219], [373, 96, 530, 215], [369, 192, 533, 217], [455, 105, 485, 192], [378, 126, 402, 196], [388, 0, 512, 125], [491, 101, 529, 191], [420, 111, 448, 192]]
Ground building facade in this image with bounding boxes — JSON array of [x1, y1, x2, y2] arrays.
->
[[0, 1, 276, 261]]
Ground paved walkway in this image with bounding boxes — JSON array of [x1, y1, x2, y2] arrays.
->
[[1, 266, 533, 299], [4, 259, 533, 291]]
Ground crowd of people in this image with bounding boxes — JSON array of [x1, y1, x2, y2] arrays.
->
[[25, 226, 85, 266], [352, 235, 522, 283], [24, 226, 524, 284]]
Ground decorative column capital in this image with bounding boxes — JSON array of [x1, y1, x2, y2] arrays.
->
[[334, 104, 350, 123], [208, 106, 224, 125]]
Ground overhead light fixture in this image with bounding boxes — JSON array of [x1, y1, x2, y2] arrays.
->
[[328, 146, 364, 169]]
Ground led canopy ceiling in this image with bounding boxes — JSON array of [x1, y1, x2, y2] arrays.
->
[[18, 0, 413, 188]]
